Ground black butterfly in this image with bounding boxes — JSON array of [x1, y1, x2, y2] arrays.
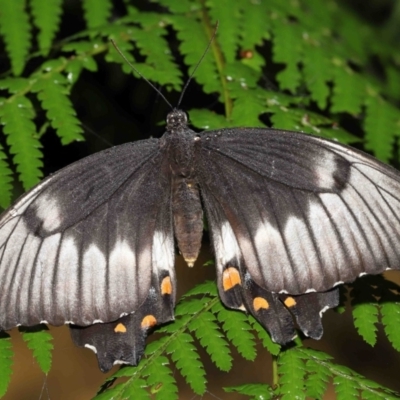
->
[[0, 106, 399, 372]]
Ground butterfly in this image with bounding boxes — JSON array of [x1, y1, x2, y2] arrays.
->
[[1, 103, 400, 372]]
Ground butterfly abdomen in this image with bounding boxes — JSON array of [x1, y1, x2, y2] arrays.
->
[[172, 176, 203, 267]]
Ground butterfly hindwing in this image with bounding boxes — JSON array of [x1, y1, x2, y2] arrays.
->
[[196, 127, 400, 342], [0, 139, 176, 339]]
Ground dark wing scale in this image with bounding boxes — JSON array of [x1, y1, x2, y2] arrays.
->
[[196, 127, 400, 343], [279, 289, 339, 340], [0, 140, 176, 335]]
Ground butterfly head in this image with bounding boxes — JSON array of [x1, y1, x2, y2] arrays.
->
[[166, 109, 188, 134]]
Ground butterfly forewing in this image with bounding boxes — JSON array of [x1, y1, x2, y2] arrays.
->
[[0, 139, 176, 331], [197, 127, 400, 294]]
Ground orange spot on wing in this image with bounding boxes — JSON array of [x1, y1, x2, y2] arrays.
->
[[284, 297, 296, 308], [161, 276, 172, 295], [141, 315, 157, 329], [222, 267, 242, 291], [253, 297, 269, 311], [114, 323, 127, 333]]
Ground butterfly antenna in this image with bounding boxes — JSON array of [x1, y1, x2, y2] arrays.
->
[[110, 39, 174, 110], [176, 21, 219, 109]]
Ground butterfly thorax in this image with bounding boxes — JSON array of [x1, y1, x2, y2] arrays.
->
[[162, 109, 203, 267]]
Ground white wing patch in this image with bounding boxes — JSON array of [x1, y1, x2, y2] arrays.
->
[[152, 231, 174, 271], [109, 240, 136, 308], [82, 244, 107, 321], [254, 220, 291, 288], [213, 222, 242, 276], [35, 195, 63, 231]]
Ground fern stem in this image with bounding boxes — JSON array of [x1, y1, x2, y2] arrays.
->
[[272, 354, 279, 388], [199, 1, 233, 120]]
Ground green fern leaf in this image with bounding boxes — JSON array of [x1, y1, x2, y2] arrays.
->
[[141, 356, 178, 400], [239, 1, 270, 49], [189, 109, 228, 130], [0, 96, 43, 189], [119, 380, 150, 400], [189, 310, 232, 371], [330, 65, 365, 114], [249, 316, 280, 356], [352, 303, 379, 346], [30, 0, 63, 55], [385, 65, 400, 101], [207, 0, 241, 63], [166, 332, 206, 395], [0, 142, 13, 208], [65, 59, 85, 85], [271, 19, 302, 92], [32, 72, 84, 144], [364, 94, 399, 162], [381, 302, 400, 352], [0, 0, 31, 75], [224, 383, 273, 399], [214, 303, 256, 361], [82, 0, 113, 30], [174, 298, 210, 316], [333, 375, 359, 400], [126, 27, 181, 91], [231, 90, 267, 127], [180, 280, 218, 298], [0, 77, 30, 93], [302, 37, 332, 109], [169, 15, 221, 95], [153, 0, 195, 13], [305, 358, 331, 398], [0, 333, 13, 397], [21, 326, 53, 374], [278, 349, 306, 399]]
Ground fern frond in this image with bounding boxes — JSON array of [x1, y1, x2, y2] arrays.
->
[[20, 326, 53, 374], [141, 356, 178, 400], [189, 310, 232, 371], [0, 141, 13, 208], [364, 93, 400, 162], [277, 349, 306, 399], [0, 333, 13, 397], [213, 302, 257, 361], [381, 302, 400, 352], [0, 96, 42, 189], [207, 0, 242, 63], [166, 332, 206, 395], [271, 19, 302, 93], [169, 16, 221, 95], [30, 0, 63, 55], [330, 64, 365, 115], [224, 383, 273, 399], [32, 72, 84, 144], [82, 0, 113, 30], [0, 0, 31, 75]]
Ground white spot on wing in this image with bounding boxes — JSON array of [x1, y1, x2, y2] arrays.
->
[[85, 344, 97, 354], [284, 216, 319, 290], [214, 222, 241, 267], [152, 231, 174, 271], [314, 151, 337, 188], [109, 240, 136, 308], [253, 221, 291, 288], [54, 235, 79, 322], [82, 244, 107, 322], [113, 360, 130, 366], [319, 305, 330, 318], [35, 195, 63, 231]]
